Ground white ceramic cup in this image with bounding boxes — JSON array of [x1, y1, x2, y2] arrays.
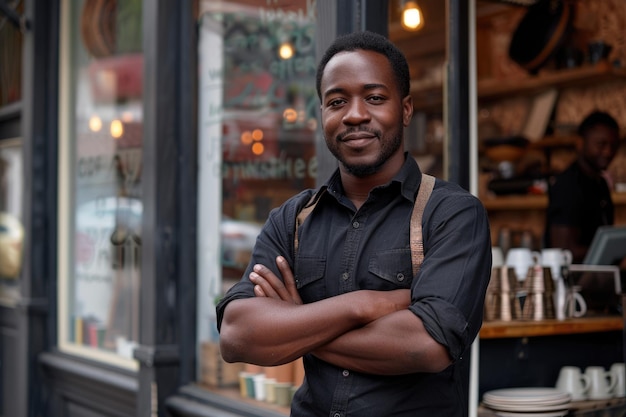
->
[[505, 248, 542, 282], [585, 366, 617, 400], [611, 363, 626, 398], [565, 286, 587, 318], [541, 248, 573, 280], [492, 247, 504, 268], [556, 366, 590, 401]]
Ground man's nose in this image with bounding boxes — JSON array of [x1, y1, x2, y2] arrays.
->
[[342, 100, 371, 125]]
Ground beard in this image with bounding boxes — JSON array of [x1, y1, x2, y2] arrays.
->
[[328, 125, 404, 178]]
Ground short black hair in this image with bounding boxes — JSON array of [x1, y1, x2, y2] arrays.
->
[[578, 110, 619, 138], [315, 31, 411, 101]]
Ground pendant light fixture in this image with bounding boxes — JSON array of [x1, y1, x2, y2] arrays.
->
[[401, 0, 424, 31]]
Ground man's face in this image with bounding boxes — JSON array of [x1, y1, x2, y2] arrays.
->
[[319, 50, 413, 177], [582, 125, 619, 172]]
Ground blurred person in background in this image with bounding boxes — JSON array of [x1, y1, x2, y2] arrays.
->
[[545, 110, 620, 264]]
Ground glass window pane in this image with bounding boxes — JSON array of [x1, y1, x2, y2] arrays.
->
[[57, 0, 143, 368], [0, 139, 23, 303], [196, 0, 317, 403]]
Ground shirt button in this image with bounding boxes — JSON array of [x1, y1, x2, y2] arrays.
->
[[334, 413, 341, 417], [397, 273, 405, 282], [352, 221, 360, 229], [341, 272, 349, 281], [342, 370, 349, 377]]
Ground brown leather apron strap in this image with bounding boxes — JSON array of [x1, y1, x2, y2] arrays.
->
[[411, 174, 435, 276]]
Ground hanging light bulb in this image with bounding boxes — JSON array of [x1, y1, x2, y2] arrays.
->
[[401, 0, 424, 31]]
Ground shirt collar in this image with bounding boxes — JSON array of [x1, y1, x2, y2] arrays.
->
[[323, 152, 424, 203]]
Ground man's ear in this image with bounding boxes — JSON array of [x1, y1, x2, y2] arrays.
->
[[402, 95, 414, 127]]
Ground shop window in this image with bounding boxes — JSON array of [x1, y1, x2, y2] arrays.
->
[[57, 0, 143, 369], [0, 139, 23, 304], [196, 0, 317, 409]]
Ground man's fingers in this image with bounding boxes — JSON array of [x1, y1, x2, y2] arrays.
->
[[276, 256, 302, 305], [250, 271, 280, 299], [252, 263, 292, 301], [253, 284, 267, 297]]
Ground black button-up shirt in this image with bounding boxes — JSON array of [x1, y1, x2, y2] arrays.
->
[[217, 155, 492, 416]]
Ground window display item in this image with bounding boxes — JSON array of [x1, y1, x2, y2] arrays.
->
[[0, 212, 23, 279]]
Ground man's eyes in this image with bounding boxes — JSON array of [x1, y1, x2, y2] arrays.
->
[[328, 98, 346, 107], [327, 96, 385, 107], [367, 95, 385, 102]]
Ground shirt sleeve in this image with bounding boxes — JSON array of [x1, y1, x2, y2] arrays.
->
[[408, 186, 492, 361]]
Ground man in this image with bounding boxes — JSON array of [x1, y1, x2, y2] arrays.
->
[[545, 110, 620, 263], [216, 31, 492, 416]]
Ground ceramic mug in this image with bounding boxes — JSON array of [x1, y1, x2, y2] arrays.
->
[[541, 248, 573, 280], [565, 286, 587, 318], [556, 366, 590, 401], [585, 366, 617, 400], [505, 248, 542, 282], [611, 363, 626, 398]]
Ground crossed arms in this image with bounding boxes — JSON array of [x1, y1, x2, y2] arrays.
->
[[219, 256, 452, 376]]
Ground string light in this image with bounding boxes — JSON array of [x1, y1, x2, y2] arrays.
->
[[279, 41, 294, 60], [110, 119, 124, 139], [88, 115, 102, 132], [401, 0, 424, 31]]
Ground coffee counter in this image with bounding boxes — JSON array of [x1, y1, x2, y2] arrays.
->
[[480, 316, 623, 339]]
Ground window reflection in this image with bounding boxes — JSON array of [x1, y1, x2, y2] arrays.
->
[[197, 0, 317, 401], [58, 0, 142, 367], [0, 139, 23, 303]]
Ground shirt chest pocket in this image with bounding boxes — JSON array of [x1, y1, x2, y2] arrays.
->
[[294, 256, 326, 303], [368, 248, 413, 289]]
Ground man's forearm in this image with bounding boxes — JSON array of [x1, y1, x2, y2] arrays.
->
[[219, 289, 410, 366], [312, 309, 452, 375]]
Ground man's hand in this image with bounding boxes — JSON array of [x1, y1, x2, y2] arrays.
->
[[250, 256, 303, 305]]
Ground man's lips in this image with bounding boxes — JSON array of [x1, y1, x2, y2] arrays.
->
[[339, 131, 378, 142]]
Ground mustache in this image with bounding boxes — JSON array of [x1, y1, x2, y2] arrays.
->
[[337, 127, 381, 141]]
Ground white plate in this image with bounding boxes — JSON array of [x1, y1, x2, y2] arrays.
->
[[494, 411, 568, 417], [484, 387, 570, 405], [483, 400, 570, 413], [483, 398, 570, 408]]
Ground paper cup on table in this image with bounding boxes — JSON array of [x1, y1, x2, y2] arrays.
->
[[264, 378, 277, 403], [275, 382, 292, 407], [245, 374, 256, 398], [238, 372, 254, 397], [253, 374, 266, 401]]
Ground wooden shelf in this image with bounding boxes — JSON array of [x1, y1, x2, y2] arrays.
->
[[477, 61, 626, 101], [410, 60, 626, 111], [480, 316, 623, 339], [481, 192, 626, 211], [481, 194, 548, 211]]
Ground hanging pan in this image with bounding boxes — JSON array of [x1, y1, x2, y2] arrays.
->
[[508, 0, 572, 74]]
